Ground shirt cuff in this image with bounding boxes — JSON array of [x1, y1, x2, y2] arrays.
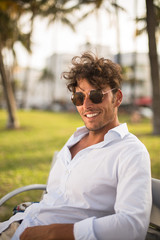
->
[[74, 217, 97, 240]]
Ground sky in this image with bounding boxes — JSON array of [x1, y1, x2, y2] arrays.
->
[[13, 0, 160, 70]]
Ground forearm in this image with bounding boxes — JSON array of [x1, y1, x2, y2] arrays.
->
[[20, 223, 74, 240]]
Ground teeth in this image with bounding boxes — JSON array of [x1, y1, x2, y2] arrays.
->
[[86, 113, 98, 118]]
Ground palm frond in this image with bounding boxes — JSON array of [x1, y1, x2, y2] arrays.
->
[[135, 27, 147, 36], [60, 17, 76, 31], [17, 32, 32, 53], [111, 2, 126, 12], [75, 8, 95, 23], [39, 68, 54, 82]]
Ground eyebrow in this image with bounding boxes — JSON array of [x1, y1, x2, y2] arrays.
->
[[76, 85, 85, 92]]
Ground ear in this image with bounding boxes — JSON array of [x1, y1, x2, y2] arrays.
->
[[114, 89, 123, 107]]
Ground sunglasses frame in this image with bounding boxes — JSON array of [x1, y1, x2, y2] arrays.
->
[[71, 88, 117, 106]]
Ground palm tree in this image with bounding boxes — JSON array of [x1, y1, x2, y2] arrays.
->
[[0, 49, 19, 128], [0, 1, 33, 128], [0, 0, 78, 128], [74, 0, 125, 57], [136, 0, 160, 134], [146, 0, 160, 135]]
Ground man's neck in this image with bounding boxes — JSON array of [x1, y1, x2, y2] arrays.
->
[[70, 120, 119, 159], [87, 118, 120, 143]]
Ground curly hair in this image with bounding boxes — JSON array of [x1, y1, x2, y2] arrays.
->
[[62, 52, 123, 93]]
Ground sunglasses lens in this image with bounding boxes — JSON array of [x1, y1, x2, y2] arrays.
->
[[90, 90, 103, 104], [71, 92, 84, 106], [71, 90, 104, 106]]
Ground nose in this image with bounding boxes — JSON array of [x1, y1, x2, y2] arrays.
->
[[83, 94, 93, 108]]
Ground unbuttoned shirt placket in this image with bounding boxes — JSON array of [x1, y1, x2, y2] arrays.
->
[[59, 145, 89, 199], [58, 133, 114, 202]]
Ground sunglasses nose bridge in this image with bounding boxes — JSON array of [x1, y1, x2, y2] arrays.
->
[[82, 92, 91, 106]]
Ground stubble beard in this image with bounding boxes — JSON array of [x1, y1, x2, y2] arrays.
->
[[84, 109, 116, 133]]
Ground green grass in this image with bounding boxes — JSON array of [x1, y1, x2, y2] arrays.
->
[[0, 109, 160, 221], [0, 110, 83, 221]]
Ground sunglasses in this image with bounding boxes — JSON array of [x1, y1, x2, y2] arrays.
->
[[71, 88, 117, 106]]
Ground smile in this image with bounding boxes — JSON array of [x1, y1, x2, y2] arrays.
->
[[85, 113, 99, 118]]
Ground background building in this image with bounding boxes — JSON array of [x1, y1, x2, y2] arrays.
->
[[12, 44, 158, 113]]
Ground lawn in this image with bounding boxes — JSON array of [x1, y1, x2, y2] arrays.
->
[[0, 109, 160, 221]]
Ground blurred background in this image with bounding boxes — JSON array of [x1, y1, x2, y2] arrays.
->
[[0, 0, 160, 221], [0, 0, 159, 132]]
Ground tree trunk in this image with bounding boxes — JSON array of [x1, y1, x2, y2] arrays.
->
[[0, 49, 20, 129], [20, 66, 30, 108], [115, 0, 121, 65], [146, 0, 160, 135]]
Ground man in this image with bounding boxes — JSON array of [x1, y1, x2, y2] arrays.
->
[[0, 52, 152, 240]]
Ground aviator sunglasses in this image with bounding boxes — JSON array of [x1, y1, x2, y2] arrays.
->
[[71, 88, 117, 106]]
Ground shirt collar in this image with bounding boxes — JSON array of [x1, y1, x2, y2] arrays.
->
[[105, 123, 129, 140], [74, 123, 128, 140], [73, 126, 89, 138], [65, 123, 129, 154]]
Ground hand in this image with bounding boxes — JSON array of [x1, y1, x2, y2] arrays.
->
[[20, 223, 74, 240]]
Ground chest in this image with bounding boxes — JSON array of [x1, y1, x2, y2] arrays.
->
[[48, 148, 118, 195], [70, 136, 102, 159], [70, 141, 86, 159]]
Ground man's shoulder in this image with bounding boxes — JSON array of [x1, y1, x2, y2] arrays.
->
[[121, 131, 149, 155]]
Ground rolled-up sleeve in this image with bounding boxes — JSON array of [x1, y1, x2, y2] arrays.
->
[[74, 217, 97, 240]]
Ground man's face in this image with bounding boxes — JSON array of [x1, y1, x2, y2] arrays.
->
[[75, 78, 122, 133]]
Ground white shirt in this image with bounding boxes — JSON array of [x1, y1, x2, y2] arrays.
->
[[0, 123, 152, 240]]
